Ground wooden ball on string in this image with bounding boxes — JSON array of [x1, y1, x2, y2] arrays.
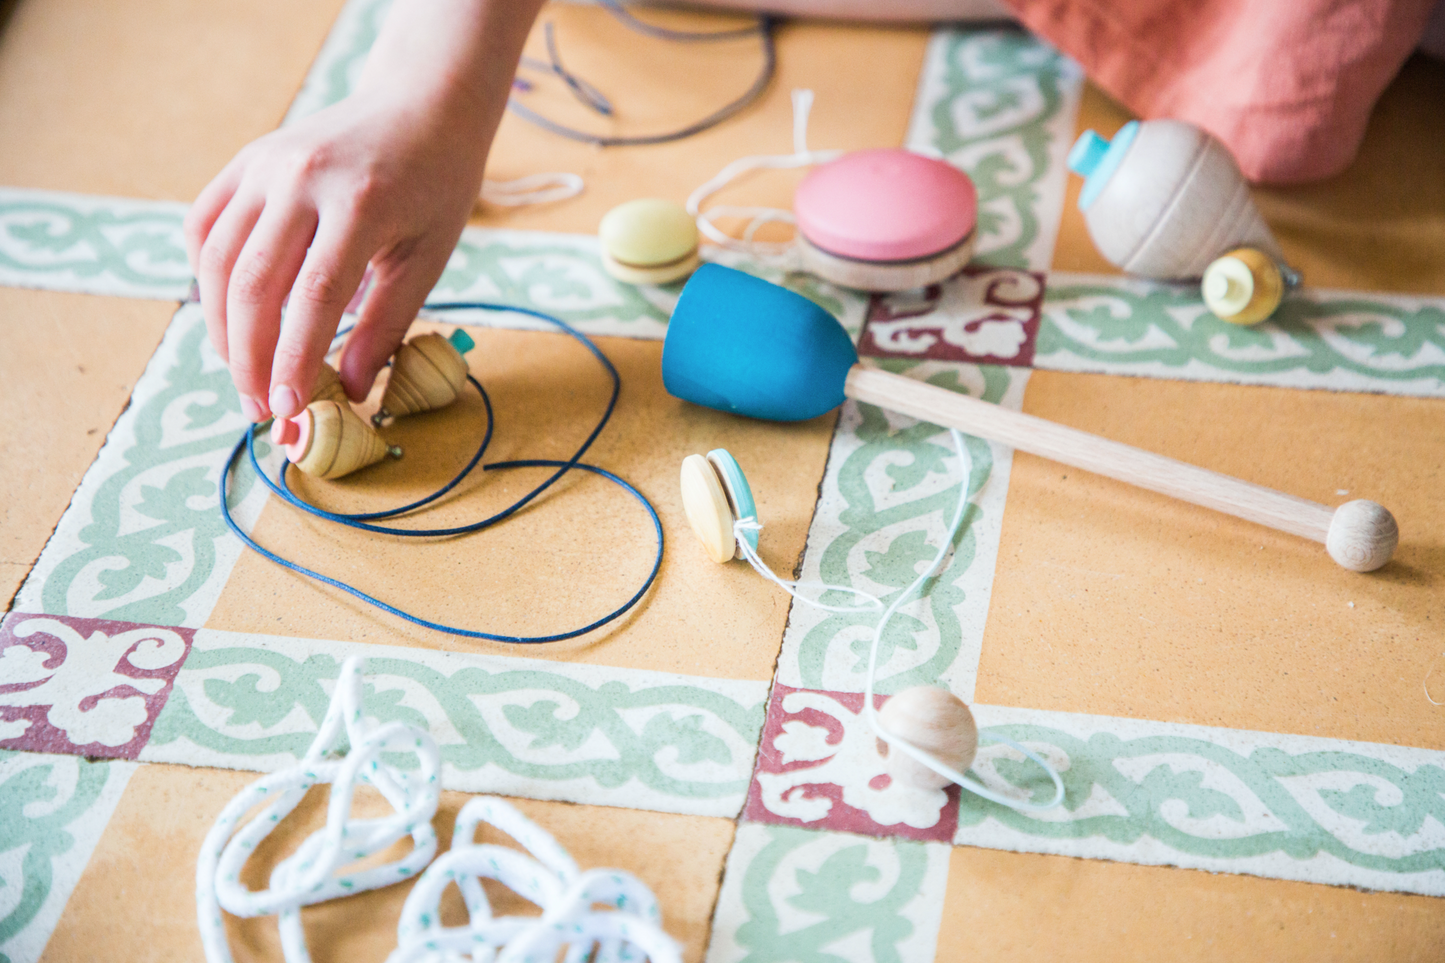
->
[[877, 686, 978, 790]]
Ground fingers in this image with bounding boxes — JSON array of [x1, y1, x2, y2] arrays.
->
[[183, 159, 244, 275], [338, 247, 451, 402], [194, 192, 264, 380], [224, 202, 319, 417], [267, 215, 379, 419]]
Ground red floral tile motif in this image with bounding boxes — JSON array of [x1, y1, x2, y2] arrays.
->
[[858, 266, 1046, 367], [0, 612, 194, 759], [743, 683, 960, 843]]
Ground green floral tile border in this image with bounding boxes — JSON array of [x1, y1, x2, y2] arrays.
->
[[905, 28, 1083, 272], [282, 0, 393, 125], [140, 629, 770, 819], [705, 822, 952, 963], [0, 188, 190, 301], [773, 360, 1029, 703], [13, 304, 266, 628], [954, 705, 1445, 896], [1038, 272, 1445, 397], [0, 751, 136, 963]]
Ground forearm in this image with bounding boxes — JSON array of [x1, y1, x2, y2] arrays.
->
[[357, 0, 547, 170]]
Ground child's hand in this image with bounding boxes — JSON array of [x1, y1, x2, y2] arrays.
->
[[183, 0, 543, 422]]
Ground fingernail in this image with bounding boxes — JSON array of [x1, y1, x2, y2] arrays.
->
[[269, 385, 300, 419], [239, 395, 263, 422]]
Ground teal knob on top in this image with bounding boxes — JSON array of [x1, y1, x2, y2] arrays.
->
[[448, 327, 476, 355], [1067, 121, 1139, 211]]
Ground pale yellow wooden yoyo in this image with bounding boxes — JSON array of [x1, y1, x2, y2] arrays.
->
[[376, 329, 475, 424], [599, 198, 701, 286], [877, 685, 978, 790], [679, 449, 759, 564], [310, 362, 349, 404], [283, 400, 401, 480], [1201, 247, 1286, 325]]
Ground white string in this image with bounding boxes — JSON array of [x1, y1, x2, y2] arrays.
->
[[480, 172, 585, 206], [734, 518, 882, 613], [738, 428, 1065, 812], [387, 796, 681, 963], [685, 88, 843, 262], [196, 656, 442, 963]]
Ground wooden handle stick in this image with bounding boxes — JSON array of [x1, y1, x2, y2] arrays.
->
[[845, 366, 1398, 572]]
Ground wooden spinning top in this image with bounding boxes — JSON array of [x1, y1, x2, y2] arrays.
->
[[679, 449, 758, 563], [599, 198, 701, 286], [376, 329, 475, 424], [1068, 120, 1288, 280], [277, 400, 401, 480], [309, 362, 349, 404], [1201, 247, 1285, 325], [877, 686, 978, 790], [793, 149, 978, 292]]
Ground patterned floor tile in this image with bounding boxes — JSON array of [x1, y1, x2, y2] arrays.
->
[[0, 751, 136, 963], [1037, 272, 1445, 396], [952, 705, 1445, 897], [706, 822, 951, 963], [858, 266, 1046, 366], [0, 188, 190, 301], [141, 628, 771, 819], [0, 614, 192, 759], [773, 361, 1028, 704], [743, 684, 961, 843]]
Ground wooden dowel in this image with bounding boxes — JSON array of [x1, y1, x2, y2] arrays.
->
[[844, 365, 1398, 572]]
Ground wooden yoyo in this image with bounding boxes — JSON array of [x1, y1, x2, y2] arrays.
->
[[1067, 120, 1299, 325], [375, 328, 476, 424], [274, 400, 401, 480], [877, 687, 979, 790], [663, 264, 1399, 572], [792, 149, 977, 292], [679, 449, 759, 564], [598, 198, 701, 286]]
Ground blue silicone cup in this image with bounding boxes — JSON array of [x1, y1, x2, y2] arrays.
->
[[662, 264, 858, 422]]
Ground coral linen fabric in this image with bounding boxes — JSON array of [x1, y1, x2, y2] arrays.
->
[[1004, 0, 1437, 183]]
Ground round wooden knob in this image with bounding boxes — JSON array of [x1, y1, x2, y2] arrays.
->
[[877, 686, 978, 790], [1327, 500, 1398, 572]]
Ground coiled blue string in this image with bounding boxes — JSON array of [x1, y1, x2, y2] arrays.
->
[[218, 302, 664, 643]]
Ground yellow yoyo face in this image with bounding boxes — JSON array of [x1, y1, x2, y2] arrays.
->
[[679, 453, 737, 564], [599, 198, 700, 284]]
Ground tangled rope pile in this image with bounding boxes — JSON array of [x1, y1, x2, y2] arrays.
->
[[196, 656, 678, 963], [388, 797, 679, 963]]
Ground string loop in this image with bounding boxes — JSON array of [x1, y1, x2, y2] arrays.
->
[[219, 303, 664, 644]]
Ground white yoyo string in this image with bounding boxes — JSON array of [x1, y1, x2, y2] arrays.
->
[[196, 656, 442, 963], [387, 796, 681, 963], [686, 88, 843, 265], [737, 428, 1066, 812]]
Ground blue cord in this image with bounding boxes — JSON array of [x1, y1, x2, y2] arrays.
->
[[218, 302, 664, 643]]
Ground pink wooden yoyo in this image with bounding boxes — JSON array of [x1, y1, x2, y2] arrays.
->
[[793, 148, 978, 292]]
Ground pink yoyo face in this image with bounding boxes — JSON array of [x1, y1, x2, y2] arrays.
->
[[794, 148, 978, 263]]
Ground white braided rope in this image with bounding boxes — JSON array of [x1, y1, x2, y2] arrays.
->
[[387, 797, 682, 963], [196, 656, 442, 963]]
